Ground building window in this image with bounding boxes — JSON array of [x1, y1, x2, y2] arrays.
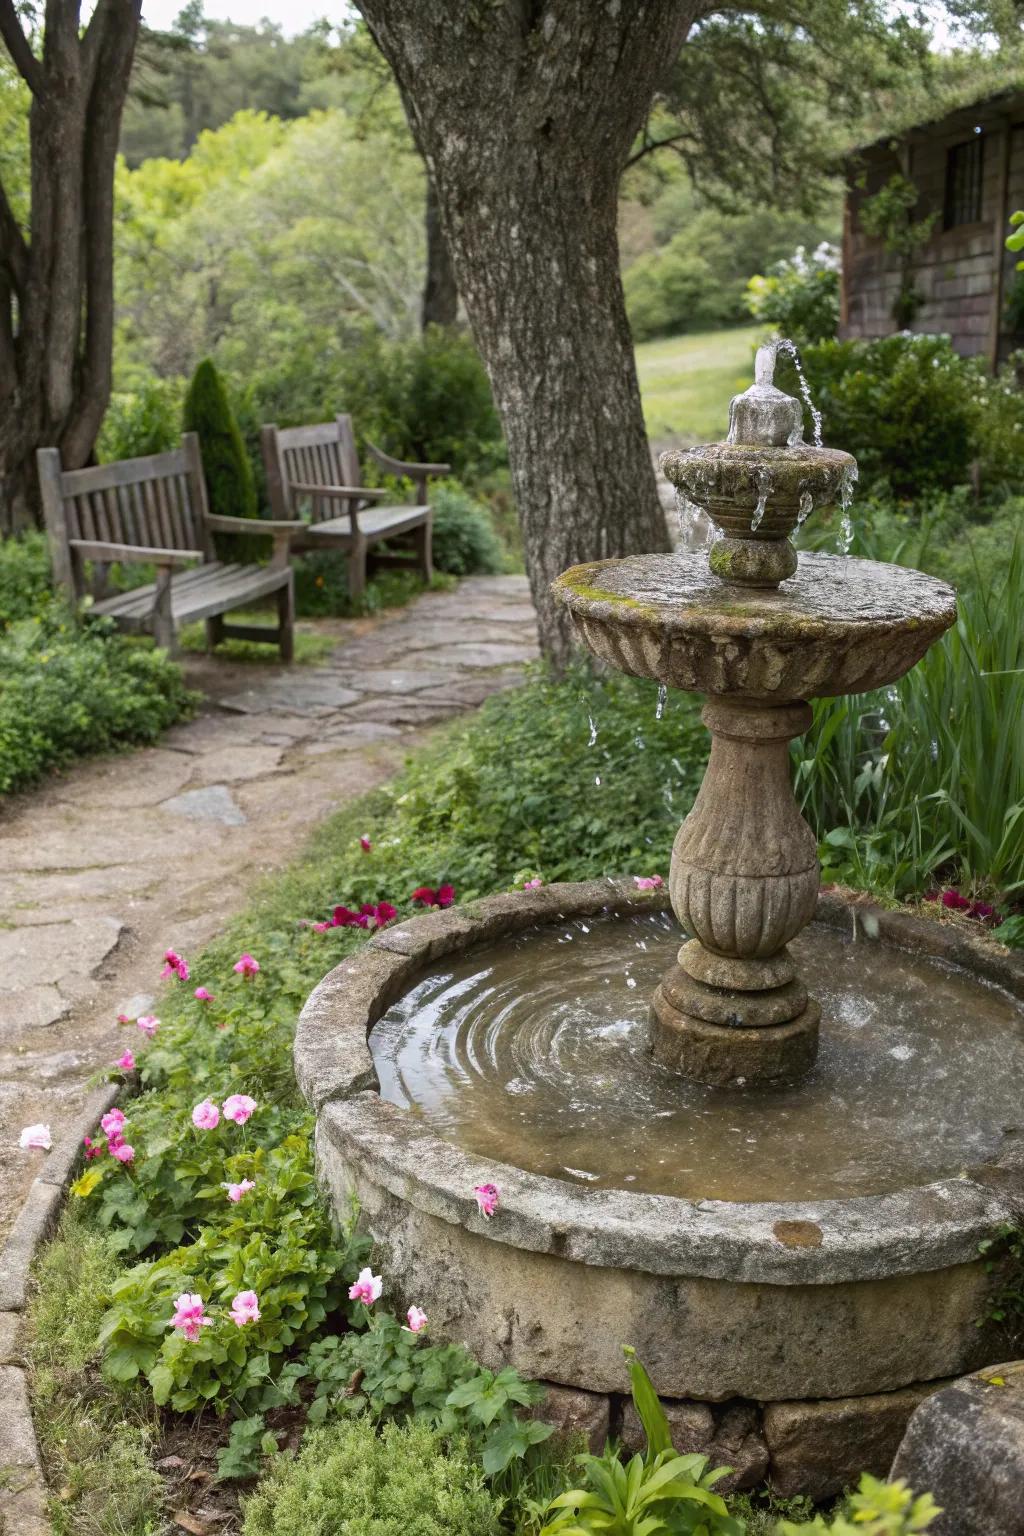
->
[[944, 137, 984, 228]]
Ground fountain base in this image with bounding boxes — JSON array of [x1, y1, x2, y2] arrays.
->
[[650, 977, 820, 1087]]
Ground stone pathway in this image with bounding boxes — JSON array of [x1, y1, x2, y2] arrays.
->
[[0, 575, 537, 1246]]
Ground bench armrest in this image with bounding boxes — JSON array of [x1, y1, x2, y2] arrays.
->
[[69, 539, 203, 567], [365, 441, 451, 480], [288, 482, 387, 502], [204, 514, 304, 536]]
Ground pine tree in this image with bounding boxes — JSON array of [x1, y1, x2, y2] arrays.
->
[[183, 358, 259, 560]]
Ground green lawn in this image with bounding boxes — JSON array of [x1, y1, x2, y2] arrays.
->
[[636, 324, 760, 444]]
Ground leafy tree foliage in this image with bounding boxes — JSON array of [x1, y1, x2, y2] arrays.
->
[[183, 358, 258, 556]]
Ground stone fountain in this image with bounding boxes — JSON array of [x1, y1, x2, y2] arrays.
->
[[297, 340, 1024, 1495]]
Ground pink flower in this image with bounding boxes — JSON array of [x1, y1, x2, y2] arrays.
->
[[229, 1290, 261, 1327], [233, 953, 260, 978], [411, 885, 455, 908], [524, 878, 543, 889], [941, 889, 971, 911], [111, 1141, 135, 1163], [371, 901, 397, 929], [18, 1123, 51, 1151], [136, 1015, 159, 1038], [83, 1136, 102, 1160], [403, 1305, 428, 1334], [192, 1098, 220, 1130], [474, 1182, 500, 1219], [222, 1094, 257, 1125], [312, 921, 331, 933], [194, 987, 213, 1003], [222, 1178, 256, 1203], [633, 875, 664, 890], [348, 1267, 383, 1307], [170, 1292, 212, 1342], [969, 901, 998, 922], [161, 948, 190, 981], [116, 1012, 131, 1024], [360, 835, 372, 853], [115, 1049, 135, 1071], [101, 1107, 126, 1138]]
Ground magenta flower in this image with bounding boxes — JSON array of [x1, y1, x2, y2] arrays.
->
[[473, 1182, 500, 1219], [411, 885, 455, 908], [111, 1141, 135, 1163], [969, 901, 998, 922], [136, 1015, 159, 1038], [194, 987, 213, 1003], [312, 920, 331, 933], [524, 878, 543, 889], [18, 1123, 51, 1151], [115, 1048, 135, 1072], [170, 1292, 212, 1342], [82, 1136, 102, 1161], [403, 1305, 428, 1334], [633, 875, 664, 890], [233, 953, 260, 978], [116, 1012, 131, 1024], [161, 948, 190, 981], [360, 835, 372, 853], [940, 889, 971, 911], [222, 1178, 256, 1203], [192, 1098, 220, 1131], [223, 1094, 257, 1125], [101, 1108, 126, 1138], [229, 1290, 261, 1328], [348, 1267, 383, 1307], [371, 901, 397, 929]]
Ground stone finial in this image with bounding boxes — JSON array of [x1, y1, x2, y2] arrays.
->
[[727, 339, 804, 449]]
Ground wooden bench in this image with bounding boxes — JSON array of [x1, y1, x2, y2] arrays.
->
[[260, 414, 450, 600], [38, 433, 299, 659]]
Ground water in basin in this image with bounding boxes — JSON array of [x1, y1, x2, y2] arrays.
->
[[370, 912, 1024, 1202]]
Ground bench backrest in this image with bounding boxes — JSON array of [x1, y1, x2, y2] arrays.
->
[[261, 415, 361, 524], [38, 434, 213, 599]]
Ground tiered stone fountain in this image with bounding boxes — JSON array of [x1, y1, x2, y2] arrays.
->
[[297, 342, 1024, 1495]]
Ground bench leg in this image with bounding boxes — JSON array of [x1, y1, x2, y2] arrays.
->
[[206, 615, 225, 652], [415, 514, 433, 584], [153, 568, 176, 654], [277, 574, 295, 664], [348, 537, 368, 604]]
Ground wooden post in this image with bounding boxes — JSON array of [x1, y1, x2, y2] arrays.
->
[[36, 448, 75, 599], [988, 119, 1012, 371], [261, 424, 287, 519]]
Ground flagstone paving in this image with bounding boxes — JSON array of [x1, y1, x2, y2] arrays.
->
[[0, 575, 537, 1246]]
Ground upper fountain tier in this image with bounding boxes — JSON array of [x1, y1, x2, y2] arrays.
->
[[661, 337, 857, 588], [553, 337, 955, 701]]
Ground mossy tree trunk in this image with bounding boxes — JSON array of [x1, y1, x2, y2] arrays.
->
[[0, 0, 143, 533], [358, 0, 690, 667]]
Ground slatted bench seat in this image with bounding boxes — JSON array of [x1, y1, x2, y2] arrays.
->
[[261, 414, 450, 600], [38, 434, 299, 659]]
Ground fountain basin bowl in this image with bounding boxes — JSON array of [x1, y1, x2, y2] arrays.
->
[[297, 880, 1024, 1411], [553, 551, 956, 700], [660, 442, 856, 542]]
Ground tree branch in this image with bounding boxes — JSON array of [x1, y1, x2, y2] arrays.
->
[[0, 178, 28, 294], [0, 0, 43, 93]]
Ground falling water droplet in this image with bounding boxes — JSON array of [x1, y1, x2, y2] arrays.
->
[[594, 775, 601, 787], [655, 684, 667, 721], [797, 490, 814, 527], [587, 714, 598, 747]]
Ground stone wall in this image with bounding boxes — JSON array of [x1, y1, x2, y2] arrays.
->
[[841, 92, 1024, 362]]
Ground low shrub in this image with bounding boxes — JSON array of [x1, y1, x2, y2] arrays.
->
[[430, 482, 506, 576], [97, 377, 184, 464], [241, 1418, 503, 1536], [0, 604, 194, 796], [782, 333, 1024, 500], [745, 243, 840, 347], [184, 357, 261, 560], [776, 1474, 940, 1535], [0, 527, 51, 623], [335, 325, 505, 481]]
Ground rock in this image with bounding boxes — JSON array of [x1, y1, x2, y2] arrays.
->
[[0, 1313, 21, 1364], [764, 1381, 952, 1499], [160, 783, 246, 826], [890, 1360, 1024, 1535], [619, 1399, 767, 1493], [536, 1383, 610, 1452]]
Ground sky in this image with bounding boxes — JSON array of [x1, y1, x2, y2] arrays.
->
[[140, 0, 339, 33]]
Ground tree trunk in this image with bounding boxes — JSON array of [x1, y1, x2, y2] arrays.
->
[[358, 0, 693, 667], [0, 0, 142, 535], [421, 176, 458, 330]]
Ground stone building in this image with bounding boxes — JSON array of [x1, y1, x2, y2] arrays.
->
[[841, 85, 1024, 363]]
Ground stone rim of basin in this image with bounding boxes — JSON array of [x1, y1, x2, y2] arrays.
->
[[297, 879, 1024, 1289]]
